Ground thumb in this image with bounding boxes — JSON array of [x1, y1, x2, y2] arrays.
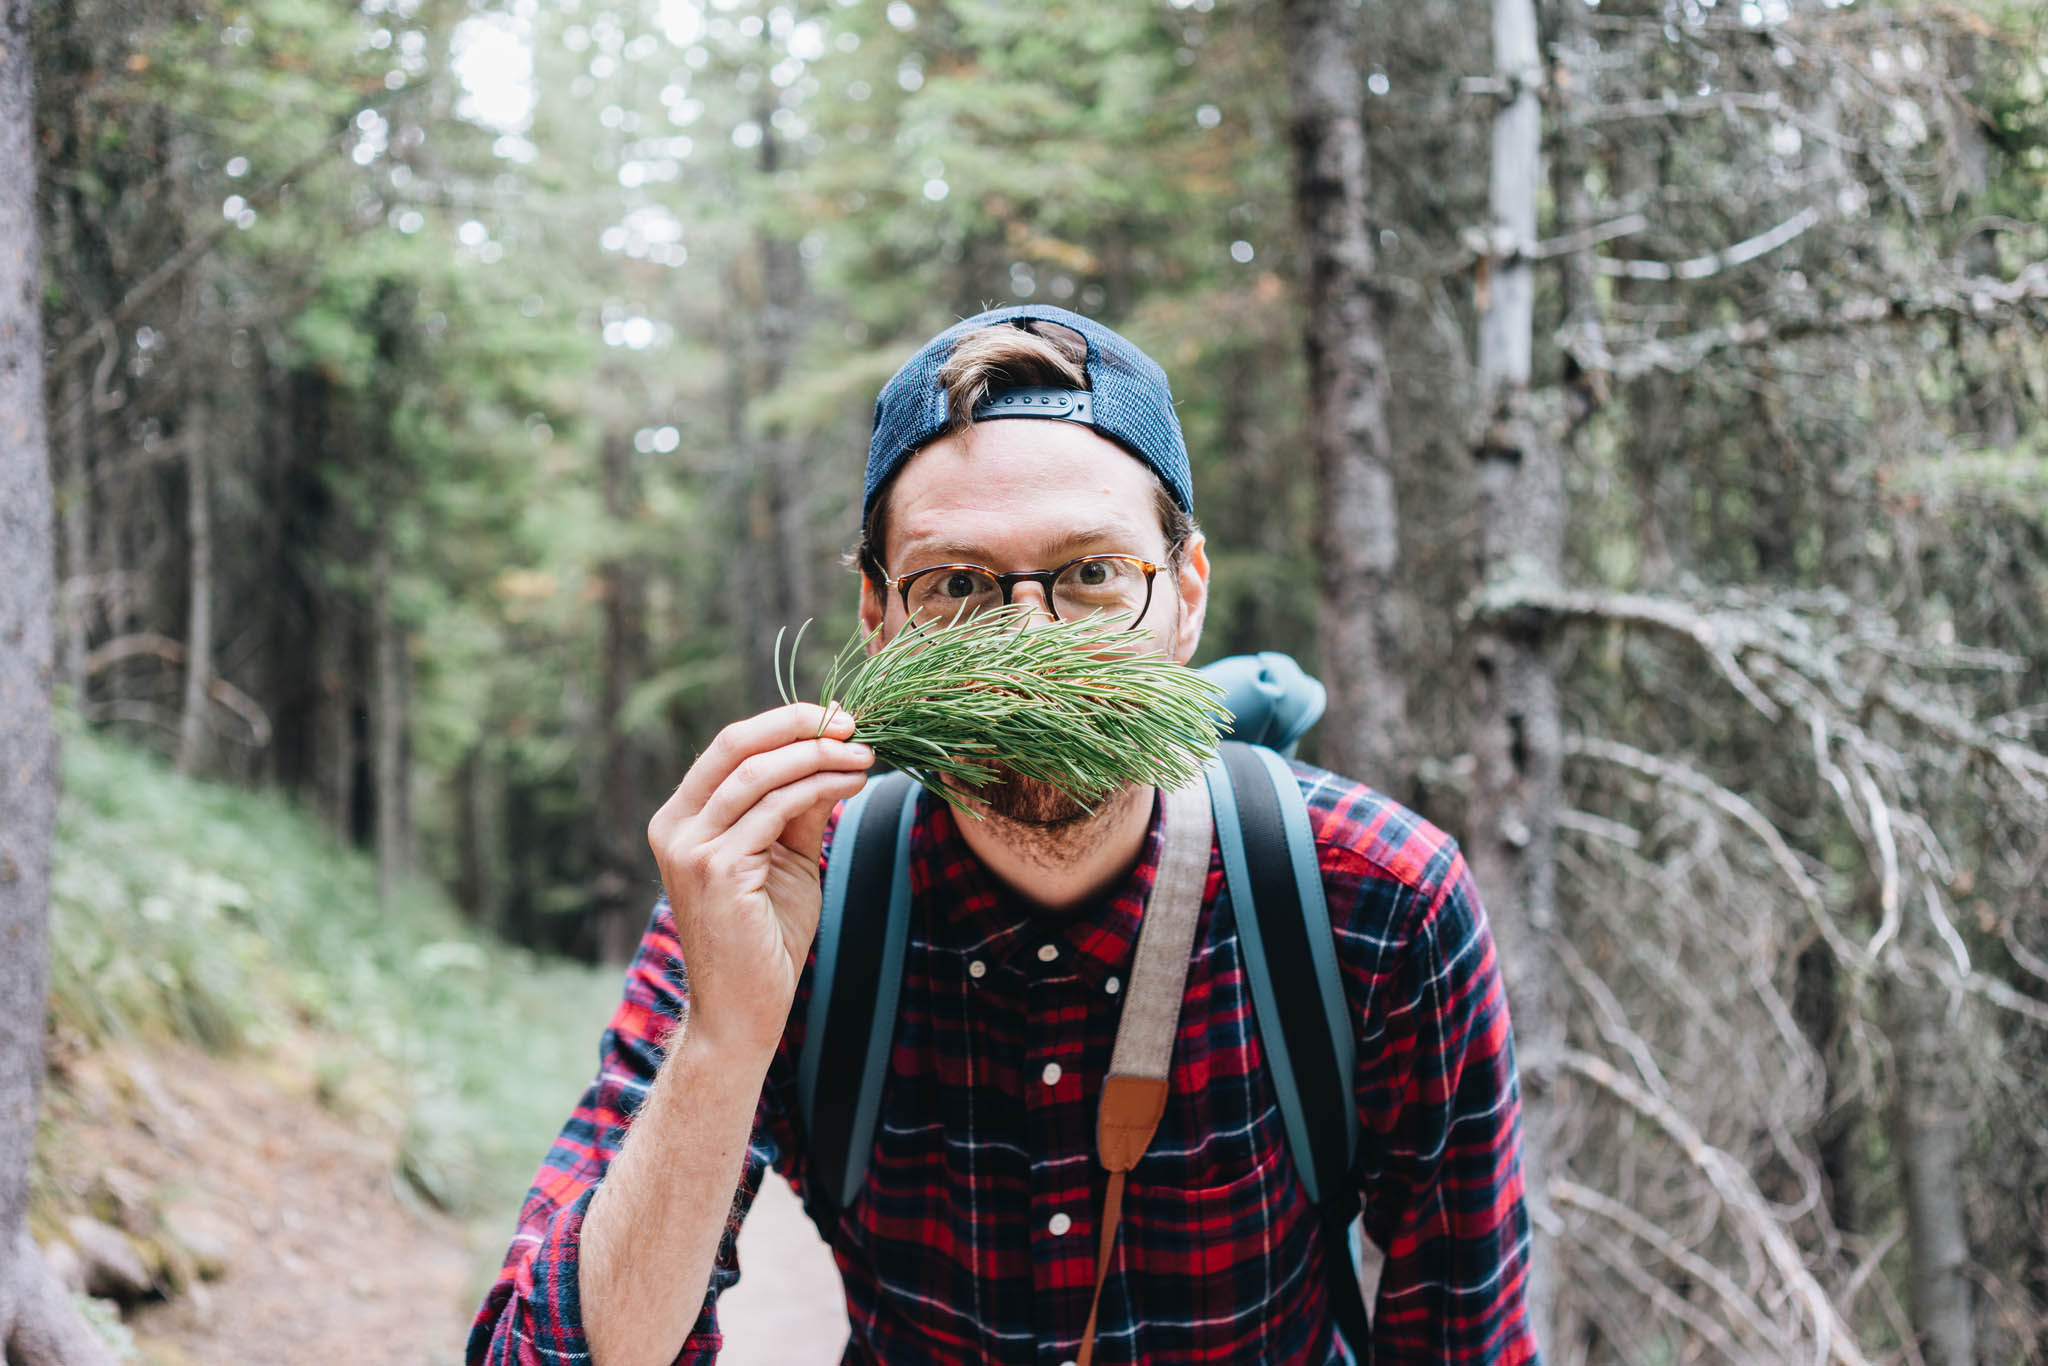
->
[[783, 784, 856, 866]]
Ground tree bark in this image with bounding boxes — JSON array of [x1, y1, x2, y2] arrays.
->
[[176, 407, 213, 774], [1469, 0, 1563, 1350], [1278, 0, 1409, 792], [0, 4, 116, 1355], [1887, 962, 1976, 1366]]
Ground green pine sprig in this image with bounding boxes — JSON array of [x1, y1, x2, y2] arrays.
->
[[774, 605, 1232, 815]]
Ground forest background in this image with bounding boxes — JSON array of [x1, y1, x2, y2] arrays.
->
[[5, 0, 2048, 1360]]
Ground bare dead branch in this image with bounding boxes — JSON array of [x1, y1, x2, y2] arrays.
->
[[1553, 1177, 1785, 1354], [1583, 260, 2048, 379], [1555, 937, 1672, 1102], [1569, 88, 1787, 125], [1561, 1049, 1875, 1366], [1595, 207, 1823, 282], [1566, 734, 1868, 970], [1469, 583, 1782, 718], [1856, 765, 1904, 960], [1963, 973, 2048, 1031], [2001, 920, 2048, 990], [1566, 1219, 1755, 1364]]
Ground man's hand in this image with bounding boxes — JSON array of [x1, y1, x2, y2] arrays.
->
[[647, 703, 872, 1057]]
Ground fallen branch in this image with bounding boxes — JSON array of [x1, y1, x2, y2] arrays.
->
[[83, 632, 273, 747]]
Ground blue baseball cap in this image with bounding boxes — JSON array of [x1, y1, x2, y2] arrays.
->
[[864, 305, 1194, 519]]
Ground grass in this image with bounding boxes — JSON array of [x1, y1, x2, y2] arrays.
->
[[43, 719, 621, 1255]]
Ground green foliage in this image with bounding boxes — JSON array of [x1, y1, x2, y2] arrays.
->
[[46, 719, 618, 1224]]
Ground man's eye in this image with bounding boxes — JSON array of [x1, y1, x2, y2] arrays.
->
[[941, 572, 980, 598], [1076, 561, 1110, 586]]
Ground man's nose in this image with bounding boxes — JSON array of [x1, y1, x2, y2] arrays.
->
[[1007, 580, 1058, 624]]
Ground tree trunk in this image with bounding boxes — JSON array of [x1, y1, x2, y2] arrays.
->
[[55, 361, 90, 702], [1469, 0, 1563, 1350], [1278, 0, 1409, 793], [0, 5, 116, 1355], [176, 409, 213, 774], [1887, 961, 1976, 1366], [736, 116, 811, 713], [593, 428, 647, 962], [371, 539, 405, 910]]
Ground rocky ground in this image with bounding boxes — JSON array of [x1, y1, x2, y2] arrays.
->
[[35, 1039, 848, 1364]]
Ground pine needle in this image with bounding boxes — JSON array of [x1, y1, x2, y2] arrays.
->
[[776, 605, 1232, 815]]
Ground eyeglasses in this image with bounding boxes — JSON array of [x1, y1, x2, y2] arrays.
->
[[887, 554, 1163, 629]]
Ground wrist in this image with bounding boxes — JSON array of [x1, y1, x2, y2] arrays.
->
[[669, 1007, 783, 1079]]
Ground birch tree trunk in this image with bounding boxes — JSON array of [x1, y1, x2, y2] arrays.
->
[[0, 3, 117, 1356], [1468, 0, 1562, 1349], [1278, 0, 1409, 792]]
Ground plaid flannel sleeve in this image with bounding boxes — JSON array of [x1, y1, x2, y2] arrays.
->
[[1333, 827, 1540, 1365], [465, 897, 792, 1365]]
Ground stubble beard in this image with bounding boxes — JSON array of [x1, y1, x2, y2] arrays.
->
[[965, 769, 1145, 870]]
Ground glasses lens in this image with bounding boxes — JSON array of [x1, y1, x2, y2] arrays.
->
[[905, 566, 1002, 623], [1052, 557, 1150, 622]]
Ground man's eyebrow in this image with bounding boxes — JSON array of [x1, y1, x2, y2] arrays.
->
[[897, 526, 1139, 566]]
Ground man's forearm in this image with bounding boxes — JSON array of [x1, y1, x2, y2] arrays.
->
[[579, 1025, 776, 1366]]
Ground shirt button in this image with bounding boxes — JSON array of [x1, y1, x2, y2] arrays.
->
[[967, 959, 986, 979], [1048, 1212, 1072, 1236], [1036, 943, 1059, 963], [1105, 976, 1121, 995], [1041, 1062, 1063, 1086]]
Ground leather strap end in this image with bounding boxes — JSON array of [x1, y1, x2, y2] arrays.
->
[[1096, 1074, 1168, 1172]]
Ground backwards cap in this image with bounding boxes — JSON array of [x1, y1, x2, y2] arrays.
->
[[864, 305, 1193, 519]]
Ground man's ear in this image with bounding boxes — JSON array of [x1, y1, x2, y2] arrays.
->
[[1170, 532, 1210, 665], [859, 576, 887, 654]]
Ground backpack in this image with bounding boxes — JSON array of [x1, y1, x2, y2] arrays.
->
[[794, 652, 1373, 1354]]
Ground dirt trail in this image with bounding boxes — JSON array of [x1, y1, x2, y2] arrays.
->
[[41, 1041, 848, 1364]]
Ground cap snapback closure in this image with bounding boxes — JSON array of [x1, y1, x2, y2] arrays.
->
[[971, 386, 1095, 425]]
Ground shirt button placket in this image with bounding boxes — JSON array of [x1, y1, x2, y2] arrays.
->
[[1025, 940, 1090, 1359]]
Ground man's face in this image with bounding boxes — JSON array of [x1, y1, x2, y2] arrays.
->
[[858, 418, 1210, 823]]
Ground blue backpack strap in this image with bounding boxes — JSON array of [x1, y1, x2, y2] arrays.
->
[[1208, 740, 1370, 1353], [798, 770, 919, 1223]]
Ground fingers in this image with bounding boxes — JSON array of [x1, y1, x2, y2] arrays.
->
[[693, 733, 870, 835], [721, 768, 870, 865], [661, 704, 858, 822]]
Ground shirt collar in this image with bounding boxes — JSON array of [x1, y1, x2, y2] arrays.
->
[[913, 788, 1168, 988]]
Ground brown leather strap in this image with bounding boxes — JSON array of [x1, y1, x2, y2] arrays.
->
[[1076, 782, 1212, 1366], [1077, 1169, 1128, 1366]]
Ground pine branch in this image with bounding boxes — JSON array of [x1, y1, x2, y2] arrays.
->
[[778, 607, 1229, 815]]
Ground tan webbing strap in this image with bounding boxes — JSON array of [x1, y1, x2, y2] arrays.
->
[[1077, 781, 1213, 1366]]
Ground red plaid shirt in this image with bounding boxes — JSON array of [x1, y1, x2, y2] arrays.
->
[[470, 762, 1538, 1364]]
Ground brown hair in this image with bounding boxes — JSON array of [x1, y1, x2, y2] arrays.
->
[[857, 320, 1196, 602]]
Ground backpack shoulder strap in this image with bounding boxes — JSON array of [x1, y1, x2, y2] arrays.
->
[[1207, 740, 1370, 1352], [798, 769, 919, 1225]]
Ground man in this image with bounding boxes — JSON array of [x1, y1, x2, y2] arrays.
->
[[470, 305, 1538, 1365]]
